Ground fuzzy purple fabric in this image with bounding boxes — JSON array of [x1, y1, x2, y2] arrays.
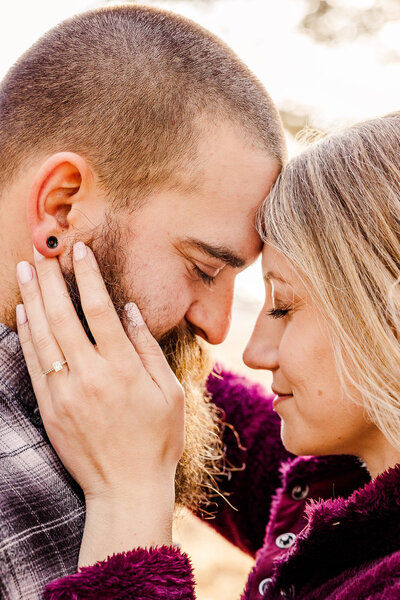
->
[[260, 463, 400, 599], [43, 369, 399, 599], [43, 546, 194, 599], [244, 453, 370, 598]]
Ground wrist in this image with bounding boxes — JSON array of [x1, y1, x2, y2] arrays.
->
[[83, 467, 177, 503], [79, 484, 175, 567], [84, 476, 176, 508]]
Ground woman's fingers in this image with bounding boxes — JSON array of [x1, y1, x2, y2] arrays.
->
[[32, 247, 94, 366], [16, 261, 68, 381], [16, 304, 53, 421], [124, 303, 184, 403], [72, 243, 135, 360]]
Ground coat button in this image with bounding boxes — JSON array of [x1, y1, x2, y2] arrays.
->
[[258, 577, 273, 596], [290, 483, 309, 501], [275, 532, 296, 549], [280, 584, 295, 598]]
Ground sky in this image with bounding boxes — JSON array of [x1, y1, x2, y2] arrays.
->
[[1, 0, 399, 301]]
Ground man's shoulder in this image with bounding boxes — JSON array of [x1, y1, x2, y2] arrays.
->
[[0, 389, 85, 599], [0, 386, 84, 520]]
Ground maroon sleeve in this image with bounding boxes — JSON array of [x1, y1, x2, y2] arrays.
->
[[204, 367, 294, 556], [43, 546, 195, 600]]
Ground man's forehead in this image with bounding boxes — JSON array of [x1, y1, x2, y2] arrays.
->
[[182, 120, 280, 203]]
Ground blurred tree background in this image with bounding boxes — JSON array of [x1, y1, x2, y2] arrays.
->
[[301, 0, 400, 45], [105, 0, 400, 141]]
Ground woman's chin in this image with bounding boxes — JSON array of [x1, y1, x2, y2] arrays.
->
[[280, 422, 336, 457]]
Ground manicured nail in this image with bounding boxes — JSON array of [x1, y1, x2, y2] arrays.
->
[[125, 302, 145, 326], [73, 242, 87, 261], [16, 304, 27, 325], [17, 261, 33, 284], [33, 246, 44, 262]]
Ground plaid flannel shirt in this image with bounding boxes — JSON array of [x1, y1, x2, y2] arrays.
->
[[0, 324, 85, 599]]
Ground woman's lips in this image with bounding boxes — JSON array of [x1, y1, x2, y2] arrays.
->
[[272, 394, 293, 409]]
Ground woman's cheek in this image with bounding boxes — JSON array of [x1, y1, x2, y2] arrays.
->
[[278, 325, 308, 389]]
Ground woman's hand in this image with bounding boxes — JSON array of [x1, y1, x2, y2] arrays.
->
[[15, 242, 185, 564]]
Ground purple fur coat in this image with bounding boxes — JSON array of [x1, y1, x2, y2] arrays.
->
[[44, 370, 400, 599]]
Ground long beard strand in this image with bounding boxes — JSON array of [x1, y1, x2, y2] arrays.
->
[[160, 328, 225, 512]]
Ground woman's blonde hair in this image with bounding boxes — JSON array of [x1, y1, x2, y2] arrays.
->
[[259, 112, 400, 452]]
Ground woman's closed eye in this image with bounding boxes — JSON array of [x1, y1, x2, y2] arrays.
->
[[266, 305, 293, 319]]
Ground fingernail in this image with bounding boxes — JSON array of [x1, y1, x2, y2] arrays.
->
[[16, 304, 27, 325], [33, 246, 44, 262], [73, 242, 87, 261], [17, 261, 33, 284], [125, 302, 145, 326]]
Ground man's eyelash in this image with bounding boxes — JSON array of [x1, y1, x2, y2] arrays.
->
[[193, 265, 217, 286], [266, 307, 292, 319]]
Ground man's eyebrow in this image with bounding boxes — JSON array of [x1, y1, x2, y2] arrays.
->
[[263, 271, 288, 285], [183, 238, 246, 268]]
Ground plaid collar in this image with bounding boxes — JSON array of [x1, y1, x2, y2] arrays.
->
[[0, 323, 38, 419], [0, 323, 46, 432]]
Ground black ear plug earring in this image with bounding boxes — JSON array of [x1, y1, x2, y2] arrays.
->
[[46, 236, 58, 249]]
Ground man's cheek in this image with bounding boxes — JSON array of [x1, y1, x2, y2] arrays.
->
[[145, 303, 182, 340]]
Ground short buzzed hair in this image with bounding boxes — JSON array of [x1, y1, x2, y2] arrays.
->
[[0, 5, 285, 205]]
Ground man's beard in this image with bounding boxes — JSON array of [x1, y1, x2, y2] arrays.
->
[[63, 215, 223, 511]]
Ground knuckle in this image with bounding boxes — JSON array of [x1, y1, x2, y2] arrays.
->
[[48, 306, 69, 329], [18, 327, 31, 345], [54, 403, 75, 424], [77, 265, 104, 288], [79, 373, 101, 397], [138, 335, 162, 356], [114, 357, 135, 379], [21, 284, 39, 304], [36, 262, 54, 281], [77, 262, 99, 278], [34, 332, 54, 353], [84, 297, 111, 320]]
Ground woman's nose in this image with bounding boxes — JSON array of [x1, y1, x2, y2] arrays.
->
[[243, 315, 280, 371]]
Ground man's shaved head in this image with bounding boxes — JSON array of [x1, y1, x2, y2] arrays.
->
[[0, 5, 285, 205]]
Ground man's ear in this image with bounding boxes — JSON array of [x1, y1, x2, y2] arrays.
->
[[27, 152, 95, 257]]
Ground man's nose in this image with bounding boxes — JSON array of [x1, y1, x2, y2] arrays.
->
[[243, 314, 280, 371], [185, 285, 234, 345]]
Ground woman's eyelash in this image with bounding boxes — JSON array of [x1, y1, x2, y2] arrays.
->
[[193, 265, 216, 286], [266, 307, 292, 319]]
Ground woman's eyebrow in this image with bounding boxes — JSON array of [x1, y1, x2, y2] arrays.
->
[[263, 271, 288, 285]]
